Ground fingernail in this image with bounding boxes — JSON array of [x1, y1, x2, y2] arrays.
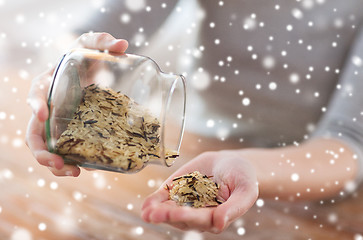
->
[[65, 171, 73, 176], [48, 161, 55, 168]]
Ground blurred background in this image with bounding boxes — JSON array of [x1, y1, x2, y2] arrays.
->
[[0, 0, 362, 239]]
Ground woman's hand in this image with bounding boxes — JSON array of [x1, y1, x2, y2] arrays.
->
[[141, 151, 258, 233], [26, 32, 128, 177]]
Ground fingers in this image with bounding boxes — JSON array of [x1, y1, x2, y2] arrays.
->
[[26, 115, 81, 177], [142, 201, 215, 232], [76, 32, 129, 53], [168, 206, 214, 231], [27, 71, 52, 122], [49, 165, 81, 177], [213, 186, 258, 231], [142, 186, 257, 233], [142, 187, 216, 232]]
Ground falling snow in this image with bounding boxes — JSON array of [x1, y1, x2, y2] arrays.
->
[[255, 199, 264, 207], [38, 223, 47, 231], [183, 231, 203, 240], [10, 228, 33, 240], [0, 0, 362, 238], [291, 173, 300, 182], [131, 226, 144, 236]]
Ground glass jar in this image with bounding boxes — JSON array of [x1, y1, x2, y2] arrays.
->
[[46, 48, 186, 173]]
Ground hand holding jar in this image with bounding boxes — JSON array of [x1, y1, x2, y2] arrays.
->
[[26, 32, 134, 176]]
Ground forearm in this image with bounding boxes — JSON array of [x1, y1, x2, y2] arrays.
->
[[237, 137, 359, 201]]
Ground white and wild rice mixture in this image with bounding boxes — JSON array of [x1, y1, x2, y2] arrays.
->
[[167, 171, 222, 208], [55, 84, 178, 172]]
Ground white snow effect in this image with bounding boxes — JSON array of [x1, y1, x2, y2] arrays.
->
[[125, 0, 145, 12], [292, 8, 303, 19], [334, 18, 344, 28], [242, 97, 250, 106], [301, 0, 314, 9], [344, 181, 357, 193], [256, 198, 264, 207], [262, 55, 276, 69], [0, 169, 13, 180], [233, 218, 244, 227], [183, 231, 203, 240], [0, 135, 9, 144], [15, 14, 26, 24], [306, 123, 315, 133], [94, 69, 115, 87], [237, 227, 246, 235], [191, 69, 211, 90], [18, 69, 29, 80], [0, 112, 6, 120], [352, 56, 362, 67], [216, 127, 230, 140], [12, 138, 23, 148], [131, 226, 144, 236], [93, 172, 107, 189], [327, 213, 338, 223], [132, 32, 145, 47], [38, 222, 47, 231], [73, 191, 84, 202], [243, 16, 257, 30], [50, 181, 58, 190], [37, 178, 45, 187], [120, 13, 131, 24], [269, 82, 277, 90], [147, 179, 156, 188], [127, 203, 134, 210], [206, 119, 215, 128], [11, 228, 33, 240], [55, 213, 77, 234], [289, 73, 300, 84], [291, 173, 300, 182]]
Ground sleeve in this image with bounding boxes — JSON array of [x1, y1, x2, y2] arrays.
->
[[74, 0, 178, 53], [312, 24, 363, 187]]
